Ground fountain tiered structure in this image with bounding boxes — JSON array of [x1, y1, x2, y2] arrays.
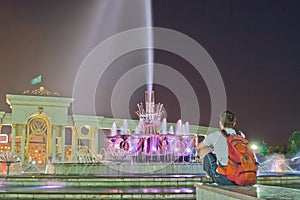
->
[[136, 91, 164, 135]]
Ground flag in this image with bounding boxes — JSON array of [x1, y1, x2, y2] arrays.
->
[[31, 75, 42, 85]]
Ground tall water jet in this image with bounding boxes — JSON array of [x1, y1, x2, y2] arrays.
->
[[169, 126, 174, 134], [121, 119, 128, 135], [145, 0, 154, 105], [111, 122, 117, 136], [161, 118, 167, 135], [185, 122, 190, 134], [176, 119, 183, 135]]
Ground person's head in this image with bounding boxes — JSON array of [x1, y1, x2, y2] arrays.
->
[[219, 111, 236, 129]]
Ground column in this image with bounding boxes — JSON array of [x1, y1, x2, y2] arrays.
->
[[51, 126, 57, 162], [11, 124, 16, 153], [20, 125, 26, 163], [94, 128, 99, 155], [0, 124, 2, 144], [71, 127, 78, 162], [90, 127, 94, 154], [98, 129, 109, 149], [61, 126, 66, 163]]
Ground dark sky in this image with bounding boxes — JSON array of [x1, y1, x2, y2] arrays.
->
[[0, 0, 300, 146]]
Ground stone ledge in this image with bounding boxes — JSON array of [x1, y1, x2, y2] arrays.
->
[[0, 187, 196, 200], [0, 175, 205, 188], [195, 183, 300, 200]]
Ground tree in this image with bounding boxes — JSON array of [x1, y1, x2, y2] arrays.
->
[[267, 145, 276, 155], [260, 143, 268, 155], [287, 131, 300, 157]]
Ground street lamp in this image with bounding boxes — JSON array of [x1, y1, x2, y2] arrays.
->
[[251, 144, 258, 151]]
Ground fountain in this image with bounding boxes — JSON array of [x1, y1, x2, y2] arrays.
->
[[0, 151, 20, 175], [256, 153, 300, 176], [100, 90, 197, 165]]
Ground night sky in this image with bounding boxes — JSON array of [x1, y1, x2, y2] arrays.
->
[[0, 0, 300, 146]]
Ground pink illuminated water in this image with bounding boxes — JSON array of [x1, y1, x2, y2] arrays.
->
[[145, 0, 154, 104]]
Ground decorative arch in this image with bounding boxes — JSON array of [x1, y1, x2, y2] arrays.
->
[[25, 113, 52, 164]]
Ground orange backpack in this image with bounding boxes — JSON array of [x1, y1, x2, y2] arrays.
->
[[219, 129, 258, 186]]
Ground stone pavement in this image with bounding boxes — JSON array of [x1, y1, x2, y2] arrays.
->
[[195, 183, 300, 200], [0, 174, 299, 199]]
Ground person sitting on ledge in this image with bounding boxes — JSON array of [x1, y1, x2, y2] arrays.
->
[[196, 111, 246, 185]]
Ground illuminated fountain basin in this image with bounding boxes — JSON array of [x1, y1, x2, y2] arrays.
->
[[256, 153, 300, 178], [95, 91, 200, 174]]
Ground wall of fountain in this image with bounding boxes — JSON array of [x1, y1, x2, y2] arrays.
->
[[102, 119, 196, 164]]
